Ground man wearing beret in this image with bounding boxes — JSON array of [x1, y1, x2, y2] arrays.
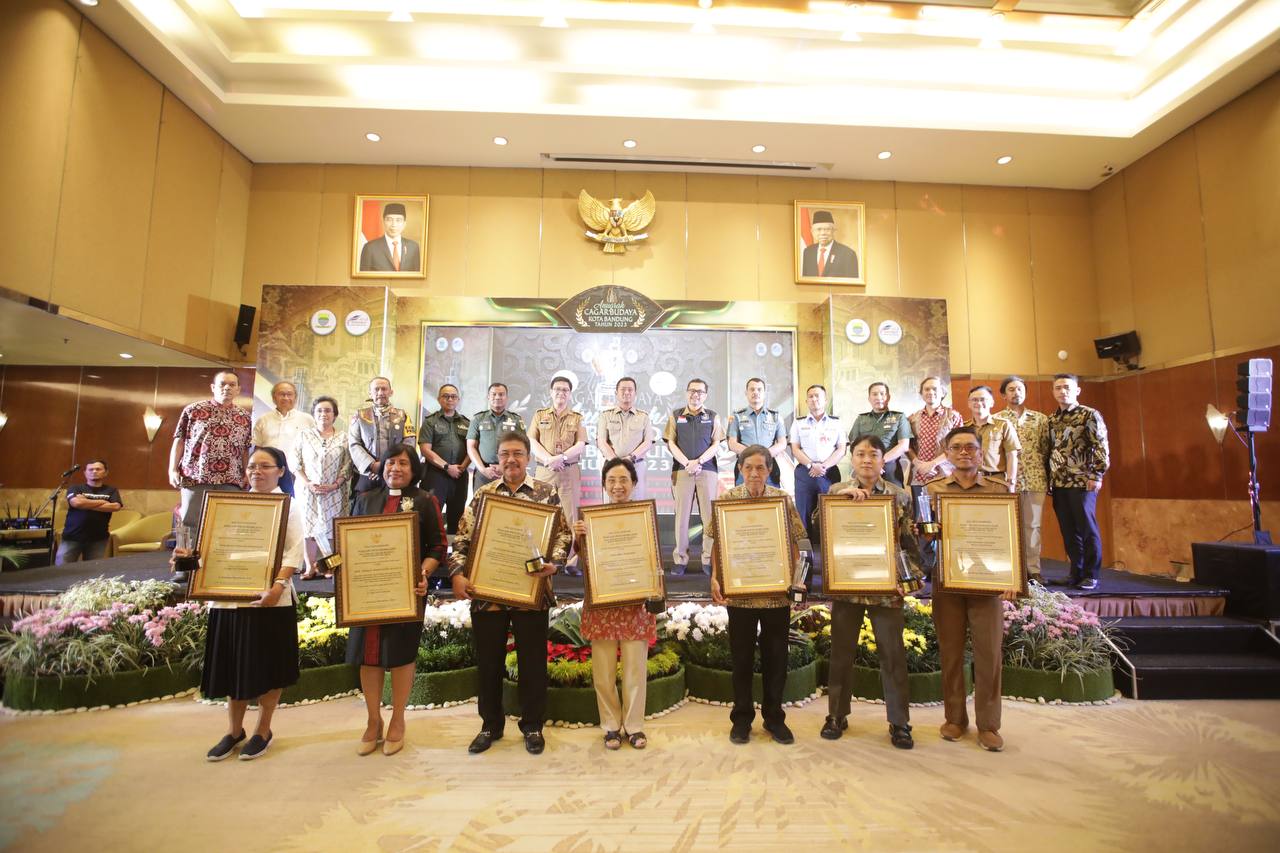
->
[[801, 210, 858, 279], [359, 202, 422, 272]]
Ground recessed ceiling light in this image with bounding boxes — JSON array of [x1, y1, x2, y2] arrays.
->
[[751, 144, 767, 154], [540, 15, 568, 29], [877, 150, 892, 160], [698, 0, 713, 8], [119, 353, 134, 360], [493, 136, 508, 146], [387, 8, 413, 23], [365, 132, 381, 142], [77, 0, 99, 6], [87, 374, 101, 379], [996, 155, 1013, 165], [623, 139, 637, 149]]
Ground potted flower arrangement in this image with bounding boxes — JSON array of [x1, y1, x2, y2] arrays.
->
[[662, 602, 819, 707], [278, 595, 359, 704], [501, 602, 685, 726], [1001, 585, 1116, 703], [0, 578, 205, 712], [388, 598, 479, 708]]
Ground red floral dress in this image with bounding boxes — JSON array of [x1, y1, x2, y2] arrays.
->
[[578, 535, 658, 642]]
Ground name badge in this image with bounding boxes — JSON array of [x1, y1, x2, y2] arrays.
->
[[479, 422, 493, 431], [676, 417, 687, 424]]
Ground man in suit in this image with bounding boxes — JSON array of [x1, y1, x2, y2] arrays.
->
[[801, 210, 858, 278], [359, 202, 421, 272]]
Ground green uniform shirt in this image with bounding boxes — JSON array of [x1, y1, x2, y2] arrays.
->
[[466, 408, 527, 464], [421, 410, 471, 466], [849, 410, 913, 449]]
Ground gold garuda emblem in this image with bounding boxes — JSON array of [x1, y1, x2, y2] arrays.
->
[[578, 190, 657, 253]]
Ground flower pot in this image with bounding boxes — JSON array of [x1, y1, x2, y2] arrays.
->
[[1001, 664, 1114, 703], [384, 666, 480, 707], [278, 663, 360, 704], [684, 660, 818, 705], [840, 665, 971, 704], [3, 664, 200, 712], [501, 666, 686, 725]]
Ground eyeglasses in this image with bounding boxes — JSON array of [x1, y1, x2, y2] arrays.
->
[[246, 463, 279, 471], [687, 389, 708, 396], [949, 445, 980, 454]]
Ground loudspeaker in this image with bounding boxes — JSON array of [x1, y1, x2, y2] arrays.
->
[[1094, 331, 1141, 362], [1235, 358, 1272, 432], [233, 304, 256, 349], [1192, 542, 1280, 619]]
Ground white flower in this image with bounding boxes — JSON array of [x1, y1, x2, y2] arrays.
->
[[691, 628, 703, 642]]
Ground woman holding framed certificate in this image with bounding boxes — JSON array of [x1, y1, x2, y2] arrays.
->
[[572, 458, 659, 751], [188, 445, 305, 763], [344, 444, 447, 757]]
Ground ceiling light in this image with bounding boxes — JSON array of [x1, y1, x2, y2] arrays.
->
[[77, 0, 99, 6], [839, 29, 862, 42], [388, 7, 413, 23], [877, 150, 892, 160], [996, 155, 1013, 165], [365, 132, 381, 142], [493, 136, 508, 146], [699, 0, 713, 8], [751, 144, 767, 154], [623, 139, 638, 149], [692, 17, 715, 35], [119, 353, 134, 359], [0, 412, 7, 432], [540, 14, 568, 29]]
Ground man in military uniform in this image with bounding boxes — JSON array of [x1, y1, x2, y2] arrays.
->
[[663, 377, 725, 575], [466, 382, 527, 491], [849, 382, 913, 487], [529, 375, 588, 572], [726, 377, 787, 487], [596, 376, 654, 501], [347, 375, 416, 503], [420, 384, 471, 534], [790, 384, 846, 545], [924, 426, 1017, 753]]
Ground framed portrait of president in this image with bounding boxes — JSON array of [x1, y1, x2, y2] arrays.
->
[[794, 200, 865, 286], [352, 194, 429, 279]]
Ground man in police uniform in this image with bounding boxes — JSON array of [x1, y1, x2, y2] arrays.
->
[[789, 384, 846, 544], [849, 382, 912, 488], [663, 377, 725, 575], [420, 384, 471, 534], [348, 375, 416, 502], [726, 377, 788, 487], [529, 375, 588, 573], [924, 426, 1017, 753], [597, 376, 654, 501], [466, 382, 527, 491]]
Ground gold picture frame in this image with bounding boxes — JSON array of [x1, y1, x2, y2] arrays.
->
[[466, 493, 559, 608], [189, 491, 289, 602], [332, 513, 423, 628], [712, 495, 794, 600], [352, 194, 429, 279], [580, 500, 665, 608], [819, 493, 899, 596], [937, 492, 1027, 595], [794, 200, 866, 286]]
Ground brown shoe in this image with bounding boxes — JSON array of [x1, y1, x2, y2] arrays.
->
[[939, 722, 968, 742], [978, 730, 1004, 752]]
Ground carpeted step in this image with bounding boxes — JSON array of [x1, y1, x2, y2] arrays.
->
[[1120, 652, 1280, 700], [1109, 616, 1269, 655]]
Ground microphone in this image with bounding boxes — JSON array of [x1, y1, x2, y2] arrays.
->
[[61, 464, 81, 478]]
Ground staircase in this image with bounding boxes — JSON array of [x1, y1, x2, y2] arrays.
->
[[1109, 617, 1280, 699]]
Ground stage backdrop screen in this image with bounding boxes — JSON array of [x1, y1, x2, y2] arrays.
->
[[419, 326, 796, 512]]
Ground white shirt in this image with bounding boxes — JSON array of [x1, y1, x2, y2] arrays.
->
[[789, 412, 846, 461], [252, 408, 316, 456], [210, 488, 305, 610]]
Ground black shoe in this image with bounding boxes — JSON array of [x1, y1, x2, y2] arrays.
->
[[889, 724, 914, 750], [1076, 578, 1099, 591], [206, 730, 246, 762], [238, 732, 272, 761], [729, 725, 751, 744], [1045, 577, 1071, 586], [764, 722, 795, 745], [820, 716, 846, 740], [671, 565, 687, 576], [524, 730, 545, 754], [172, 571, 190, 585], [468, 731, 502, 754]]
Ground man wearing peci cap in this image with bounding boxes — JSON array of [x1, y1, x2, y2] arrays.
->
[[359, 202, 422, 272], [801, 210, 859, 279]]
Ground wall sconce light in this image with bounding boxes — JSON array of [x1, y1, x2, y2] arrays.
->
[[1205, 404, 1229, 445], [143, 407, 163, 443], [0, 411, 8, 432]]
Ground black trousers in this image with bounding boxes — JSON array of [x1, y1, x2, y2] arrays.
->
[[1052, 487, 1102, 581], [425, 468, 468, 534], [472, 608, 549, 735], [727, 606, 790, 728]]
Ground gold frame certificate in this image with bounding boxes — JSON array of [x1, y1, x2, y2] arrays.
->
[[712, 496, 793, 600], [333, 514, 423, 628], [467, 494, 559, 608], [581, 500, 665, 608], [189, 491, 289, 602], [938, 493, 1028, 595], [820, 494, 899, 596]]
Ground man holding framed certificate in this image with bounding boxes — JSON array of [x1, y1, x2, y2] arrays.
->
[[450, 432, 571, 756], [924, 426, 1020, 753], [821, 435, 924, 750], [709, 445, 806, 746]]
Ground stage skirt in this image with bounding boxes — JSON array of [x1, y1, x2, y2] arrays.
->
[[201, 607, 300, 701], [345, 621, 423, 670]]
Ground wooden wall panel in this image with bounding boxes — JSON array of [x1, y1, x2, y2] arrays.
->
[[1100, 374, 1147, 499], [74, 367, 155, 490], [757, 176, 830, 304], [207, 146, 252, 359], [896, 183, 970, 375], [612, 171, 688, 301], [0, 366, 81, 488], [239, 165, 323, 341], [962, 186, 1036, 376], [467, 168, 541, 298], [397, 166, 469, 297], [827, 179, 899, 299], [1138, 359, 1223, 499], [1088, 175, 1133, 354], [686, 174, 757, 302], [1028, 189, 1100, 377], [316, 165, 397, 285], [539, 169, 616, 299]]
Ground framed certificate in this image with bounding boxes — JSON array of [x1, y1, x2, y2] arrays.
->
[[466, 493, 559, 608], [581, 500, 664, 608], [712, 496, 794, 600], [333, 513, 423, 627], [820, 494, 899, 596], [937, 493, 1027, 595], [189, 491, 289, 602]]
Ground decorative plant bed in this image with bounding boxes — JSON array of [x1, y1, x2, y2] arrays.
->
[[279, 663, 360, 704], [385, 666, 480, 708], [3, 665, 199, 712], [847, 664, 972, 704], [1001, 664, 1115, 703], [502, 666, 686, 725], [684, 660, 818, 706]]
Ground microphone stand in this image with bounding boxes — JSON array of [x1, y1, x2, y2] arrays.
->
[[32, 472, 75, 564]]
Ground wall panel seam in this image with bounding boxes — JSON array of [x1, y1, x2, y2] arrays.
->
[[48, 15, 87, 303]]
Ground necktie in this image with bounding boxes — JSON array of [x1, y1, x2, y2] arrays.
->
[[392, 240, 400, 271], [818, 247, 828, 276]]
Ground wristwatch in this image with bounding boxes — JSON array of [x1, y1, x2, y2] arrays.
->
[[273, 578, 289, 587]]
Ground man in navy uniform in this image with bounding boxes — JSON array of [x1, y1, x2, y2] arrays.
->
[[726, 377, 788, 487]]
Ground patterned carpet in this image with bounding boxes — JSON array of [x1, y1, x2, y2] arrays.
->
[[1, 695, 1278, 851]]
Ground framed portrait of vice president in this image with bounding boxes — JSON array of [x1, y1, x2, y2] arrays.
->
[[352, 194, 429, 279], [794, 200, 865, 286]]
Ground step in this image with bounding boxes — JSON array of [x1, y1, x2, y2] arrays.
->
[[1117, 653, 1280, 700], [1109, 617, 1275, 655]]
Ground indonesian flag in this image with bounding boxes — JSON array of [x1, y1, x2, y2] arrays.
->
[[798, 206, 815, 246], [358, 198, 385, 254]]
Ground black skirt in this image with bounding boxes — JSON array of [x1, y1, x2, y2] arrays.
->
[[201, 607, 300, 701], [345, 621, 423, 670]]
